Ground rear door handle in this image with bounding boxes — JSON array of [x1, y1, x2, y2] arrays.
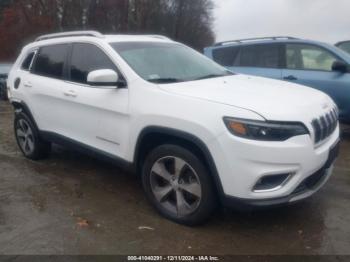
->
[[63, 90, 77, 97], [283, 75, 298, 81], [24, 82, 32, 88]]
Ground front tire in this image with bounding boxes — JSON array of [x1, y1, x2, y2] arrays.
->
[[14, 112, 51, 160], [141, 144, 216, 226]]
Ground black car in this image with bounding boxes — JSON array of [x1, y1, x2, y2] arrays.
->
[[0, 63, 12, 100]]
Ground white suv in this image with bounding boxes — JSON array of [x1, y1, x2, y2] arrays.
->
[[8, 31, 340, 225]]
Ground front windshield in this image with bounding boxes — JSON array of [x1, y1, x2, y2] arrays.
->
[[110, 42, 232, 83]]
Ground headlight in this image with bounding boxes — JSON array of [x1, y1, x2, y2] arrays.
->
[[223, 117, 309, 141]]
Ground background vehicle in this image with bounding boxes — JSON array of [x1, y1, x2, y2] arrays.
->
[[0, 63, 12, 100], [204, 37, 350, 123], [335, 40, 350, 54], [7, 31, 339, 225]]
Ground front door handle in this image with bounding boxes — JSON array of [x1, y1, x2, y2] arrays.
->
[[63, 90, 77, 97], [283, 75, 298, 81]]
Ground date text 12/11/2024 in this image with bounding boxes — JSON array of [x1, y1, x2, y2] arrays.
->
[[127, 256, 220, 261]]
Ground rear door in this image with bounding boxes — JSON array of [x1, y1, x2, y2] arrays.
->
[[28, 44, 70, 133], [212, 43, 283, 80], [281, 43, 350, 121]]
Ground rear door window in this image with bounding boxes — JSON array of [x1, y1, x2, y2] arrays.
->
[[212, 46, 240, 67], [32, 44, 69, 79], [69, 43, 118, 84], [239, 44, 281, 68]]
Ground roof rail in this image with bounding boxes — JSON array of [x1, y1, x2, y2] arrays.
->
[[214, 36, 298, 46], [35, 31, 104, 42], [144, 35, 171, 40]]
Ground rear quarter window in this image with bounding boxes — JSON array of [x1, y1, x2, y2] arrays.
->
[[21, 52, 35, 71]]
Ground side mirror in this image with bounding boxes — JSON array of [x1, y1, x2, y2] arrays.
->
[[332, 61, 348, 73], [87, 69, 121, 87]]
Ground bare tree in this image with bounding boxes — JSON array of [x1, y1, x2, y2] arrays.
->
[[0, 0, 215, 60]]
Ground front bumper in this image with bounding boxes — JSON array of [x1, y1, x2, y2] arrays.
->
[[222, 162, 336, 210], [209, 124, 340, 203]]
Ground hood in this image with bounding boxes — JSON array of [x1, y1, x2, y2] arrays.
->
[[158, 74, 335, 121]]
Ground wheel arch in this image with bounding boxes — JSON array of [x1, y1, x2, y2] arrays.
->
[[134, 126, 225, 201], [11, 100, 39, 130]]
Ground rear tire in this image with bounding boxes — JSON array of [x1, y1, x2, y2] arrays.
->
[[14, 112, 51, 160], [141, 144, 216, 226]]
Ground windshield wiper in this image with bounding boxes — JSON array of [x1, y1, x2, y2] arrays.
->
[[148, 78, 183, 83], [194, 72, 233, 81]]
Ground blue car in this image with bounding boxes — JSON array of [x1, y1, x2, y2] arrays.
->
[[336, 40, 350, 54], [204, 37, 350, 123]]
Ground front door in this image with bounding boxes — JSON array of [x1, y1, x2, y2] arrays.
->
[[282, 43, 350, 121], [62, 42, 129, 158]]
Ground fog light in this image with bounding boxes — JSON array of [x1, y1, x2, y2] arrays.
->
[[253, 173, 293, 192]]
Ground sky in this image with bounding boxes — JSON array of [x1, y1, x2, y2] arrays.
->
[[213, 0, 350, 45]]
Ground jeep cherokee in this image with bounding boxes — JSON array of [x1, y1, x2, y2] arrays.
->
[[7, 31, 340, 225]]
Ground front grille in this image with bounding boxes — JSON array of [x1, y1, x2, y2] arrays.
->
[[311, 108, 338, 144]]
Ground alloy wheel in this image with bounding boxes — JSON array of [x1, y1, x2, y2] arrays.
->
[[16, 119, 35, 155], [150, 156, 202, 217]]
